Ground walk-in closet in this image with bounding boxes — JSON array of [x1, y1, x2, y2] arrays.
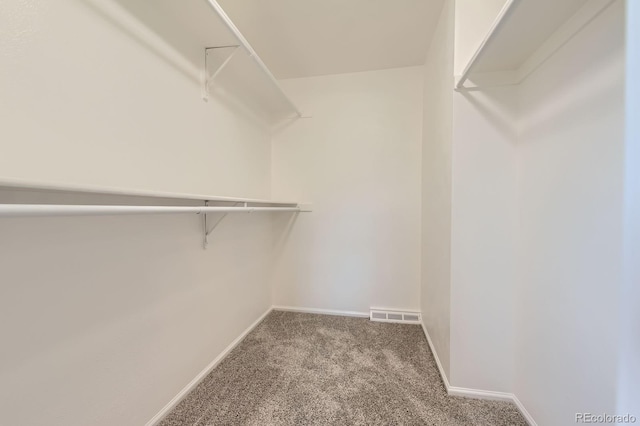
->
[[0, 0, 638, 425]]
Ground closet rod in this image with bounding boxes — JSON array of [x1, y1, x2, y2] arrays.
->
[[455, 0, 521, 90], [204, 0, 303, 118], [0, 205, 301, 218]]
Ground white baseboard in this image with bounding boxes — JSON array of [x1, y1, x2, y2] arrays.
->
[[272, 305, 369, 318], [512, 395, 538, 426], [420, 320, 451, 391], [145, 306, 273, 426], [148, 306, 536, 426], [449, 387, 537, 426], [419, 320, 536, 426], [448, 387, 514, 401]]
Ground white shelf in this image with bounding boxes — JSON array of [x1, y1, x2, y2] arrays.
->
[[108, 0, 301, 120], [0, 205, 302, 218], [456, 0, 615, 89], [0, 177, 310, 249], [0, 177, 299, 206]]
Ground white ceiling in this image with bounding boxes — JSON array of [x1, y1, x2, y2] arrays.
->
[[217, 0, 445, 79]]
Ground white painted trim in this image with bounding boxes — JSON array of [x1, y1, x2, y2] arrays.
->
[[448, 388, 537, 425], [420, 320, 536, 425], [147, 307, 537, 426], [512, 395, 538, 426], [420, 320, 451, 391], [370, 306, 422, 313], [145, 306, 273, 426], [272, 305, 369, 318], [448, 387, 514, 401]]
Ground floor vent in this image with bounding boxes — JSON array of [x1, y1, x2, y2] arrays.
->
[[369, 309, 422, 324]]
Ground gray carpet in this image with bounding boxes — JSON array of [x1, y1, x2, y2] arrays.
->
[[159, 311, 526, 425]]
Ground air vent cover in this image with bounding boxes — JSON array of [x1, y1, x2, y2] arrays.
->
[[369, 309, 421, 324]]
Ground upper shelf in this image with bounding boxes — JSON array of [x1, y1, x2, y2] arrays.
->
[[107, 0, 301, 120], [0, 177, 300, 207], [455, 0, 616, 89]]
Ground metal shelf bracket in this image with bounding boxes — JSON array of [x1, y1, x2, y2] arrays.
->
[[202, 201, 245, 249], [203, 45, 240, 102]]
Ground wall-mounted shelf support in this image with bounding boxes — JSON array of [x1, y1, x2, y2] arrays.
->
[[203, 45, 240, 102], [202, 200, 243, 249], [204, 0, 303, 118], [0, 203, 305, 248]]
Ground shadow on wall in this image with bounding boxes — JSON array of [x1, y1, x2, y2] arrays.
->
[[518, 55, 623, 143], [271, 212, 304, 302], [457, 88, 517, 144], [80, 0, 200, 83], [79, 0, 268, 125]]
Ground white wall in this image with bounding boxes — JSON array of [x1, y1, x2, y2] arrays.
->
[[619, 0, 640, 416], [422, 0, 518, 393], [421, 0, 454, 380], [271, 67, 423, 313], [0, 0, 271, 198], [450, 86, 518, 392], [515, 1, 625, 424], [0, 1, 275, 425], [428, 0, 519, 393]]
